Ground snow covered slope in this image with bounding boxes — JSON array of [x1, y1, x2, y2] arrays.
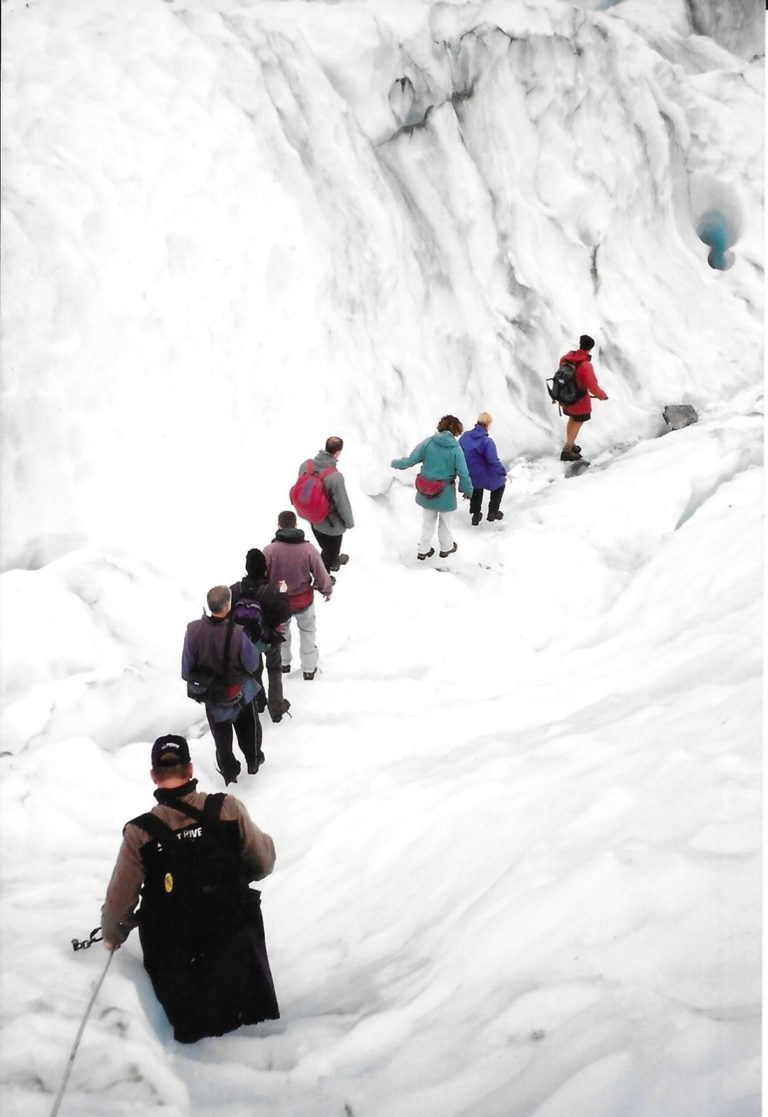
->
[[0, 0, 762, 1114], [1, 0, 761, 566]]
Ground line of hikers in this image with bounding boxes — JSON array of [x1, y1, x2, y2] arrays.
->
[[182, 435, 355, 785], [98, 335, 607, 1047], [100, 439, 356, 1046]]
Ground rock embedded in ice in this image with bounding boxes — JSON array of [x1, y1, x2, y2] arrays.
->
[[662, 405, 699, 430]]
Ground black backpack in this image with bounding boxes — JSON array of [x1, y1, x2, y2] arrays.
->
[[231, 582, 271, 652], [186, 615, 237, 703], [547, 359, 587, 406], [131, 795, 251, 962]]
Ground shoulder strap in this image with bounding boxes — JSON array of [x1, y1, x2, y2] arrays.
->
[[202, 793, 226, 824], [317, 466, 336, 481], [128, 793, 226, 839], [127, 811, 176, 842], [222, 611, 237, 674]]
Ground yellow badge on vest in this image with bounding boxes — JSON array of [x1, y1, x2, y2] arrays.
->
[[164, 873, 174, 893]]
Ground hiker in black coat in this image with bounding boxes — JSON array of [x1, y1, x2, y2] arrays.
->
[[231, 549, 292, 723], [102, 735, 279, 1044]]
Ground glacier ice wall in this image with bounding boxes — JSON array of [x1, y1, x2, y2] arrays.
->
[[1, 0, 762, 567]]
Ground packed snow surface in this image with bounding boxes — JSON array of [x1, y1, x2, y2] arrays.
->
[[0, 0, 762, 1115]]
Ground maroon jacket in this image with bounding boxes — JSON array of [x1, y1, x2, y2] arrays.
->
[[560, 349, 608, 416], [263, 528, 333, 612]]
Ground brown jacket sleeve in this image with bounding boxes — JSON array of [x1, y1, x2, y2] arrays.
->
[[219, 795, 276, 880], [101, 826, 146, 946]]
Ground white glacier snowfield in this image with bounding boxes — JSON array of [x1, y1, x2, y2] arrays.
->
[[0, 0, 762, 1114]]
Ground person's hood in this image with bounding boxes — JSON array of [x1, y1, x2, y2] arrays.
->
[[431, 430, 459, 447], [312, 450, 338, 470], [240, 575, 267, 592], [274, 528, 306, 544], [462, 424, 489, 446]]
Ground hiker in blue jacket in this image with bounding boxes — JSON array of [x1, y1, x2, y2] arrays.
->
[[459, 412, 507, 525], [391, 415, 473, 560]]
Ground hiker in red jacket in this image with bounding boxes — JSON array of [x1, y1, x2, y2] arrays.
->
[[560, 334, 608, 462]]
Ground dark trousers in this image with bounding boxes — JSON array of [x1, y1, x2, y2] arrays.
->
[[255, 643, 285, 720], [206, 700, 262, 777], [141, 893, 279, 1043], [311, 527, 343, 572], [469, 483, 505, 518]]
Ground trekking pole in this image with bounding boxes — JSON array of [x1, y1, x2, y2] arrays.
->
[[49, 948, 114, 1117]]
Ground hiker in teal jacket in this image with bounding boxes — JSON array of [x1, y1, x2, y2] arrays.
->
[[391, 415, 473, 560]]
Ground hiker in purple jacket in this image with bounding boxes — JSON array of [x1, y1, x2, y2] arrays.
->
[[263, 511, 333, 681], [458, 412, 507, 524], [181, 585, 264, 786]]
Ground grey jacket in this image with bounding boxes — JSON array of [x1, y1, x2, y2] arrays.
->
[[309, 451, 355, 536]]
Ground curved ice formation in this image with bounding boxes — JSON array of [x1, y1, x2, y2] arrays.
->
[[696, 210, 736, 270]]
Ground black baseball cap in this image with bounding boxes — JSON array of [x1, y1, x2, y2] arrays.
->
[[151, 734, 191, 768]]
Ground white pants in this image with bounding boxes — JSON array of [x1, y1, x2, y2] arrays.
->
[[418, 508, 454, 554], [281, 603, 319, 673]]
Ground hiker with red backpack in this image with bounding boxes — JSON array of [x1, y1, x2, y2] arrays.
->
[[548, 334, 608, 461], [391, 415, 473, 561], [263, 511, 333, 681], [290, 436, 354, 574]]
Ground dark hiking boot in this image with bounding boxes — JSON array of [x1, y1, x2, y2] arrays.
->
[[488, 511, 504, 521], [303, 669, 317, 681], [270, 698, 292, 723], [281, 664, 291, 673], [217, 759, 241, 786], [560, 449, 581, 462], [439, 542, 458, 558], [247, 751, 265, 775], [331, 554, 349, 571], [471, 513, 482, 526], [417, 548, 435, 560], [573, 445, 582, 454]]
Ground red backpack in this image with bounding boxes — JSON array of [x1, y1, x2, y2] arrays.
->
[[289, 461, 335, 523]]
